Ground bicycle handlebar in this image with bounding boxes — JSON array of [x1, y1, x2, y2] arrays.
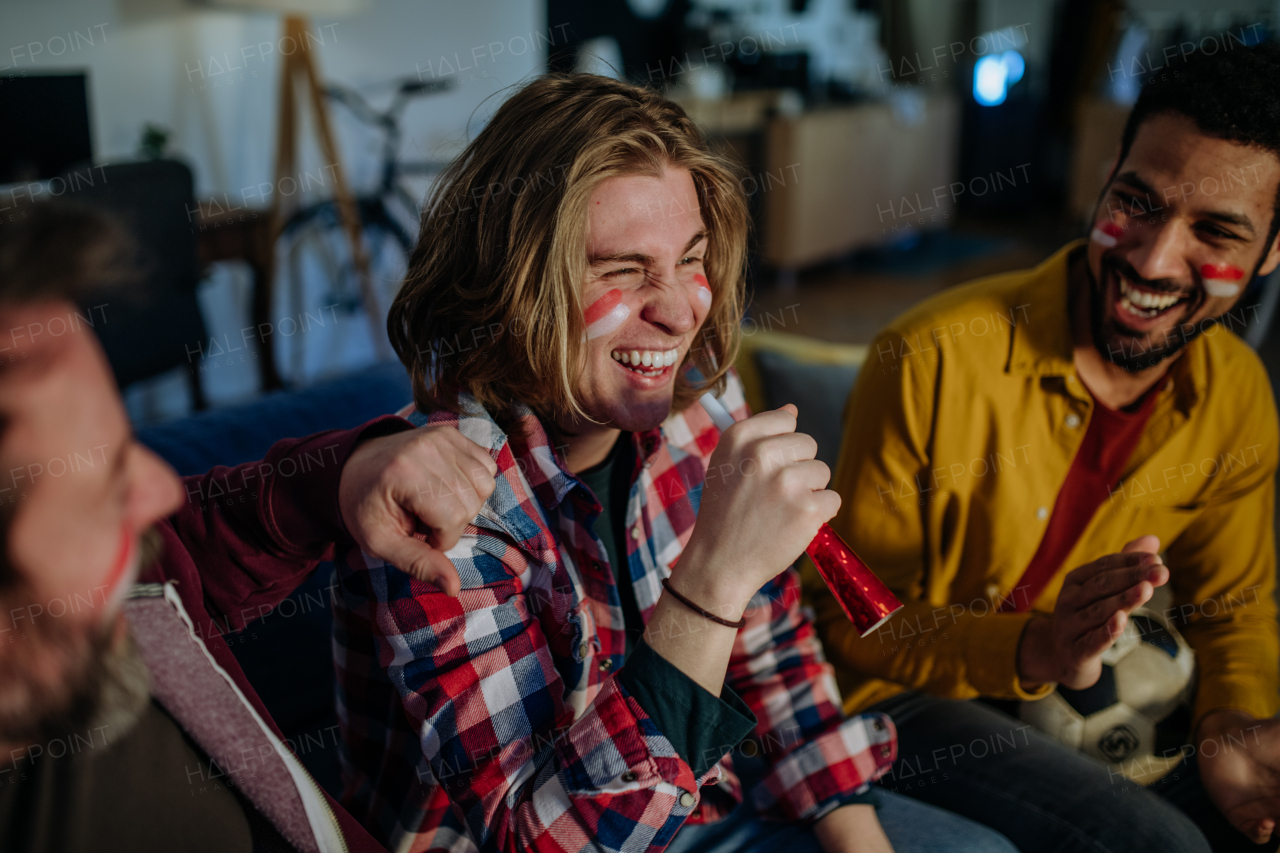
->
[[399, 79, 452, 96], [323, 77, 453, 127]]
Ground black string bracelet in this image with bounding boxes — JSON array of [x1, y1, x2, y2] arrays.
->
[[660, 577, 746, 629]]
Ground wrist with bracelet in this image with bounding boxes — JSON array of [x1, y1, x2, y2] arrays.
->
[[661, 577, 746, 629]]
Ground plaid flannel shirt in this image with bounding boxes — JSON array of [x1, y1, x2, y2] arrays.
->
[[333, 371, 897, 852]]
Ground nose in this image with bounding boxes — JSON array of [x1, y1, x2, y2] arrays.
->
[[1124, 220, 1191, 284], [640, 269, 698, 337], [123, 443, 184, 532]]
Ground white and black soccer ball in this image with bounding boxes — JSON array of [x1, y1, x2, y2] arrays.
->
[[1018, 607, 1196, 782]]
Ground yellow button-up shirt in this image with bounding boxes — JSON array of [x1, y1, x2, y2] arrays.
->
[[805, 241, 1280, 728]]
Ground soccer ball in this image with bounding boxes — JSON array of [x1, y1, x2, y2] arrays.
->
[[1018, 607, 1196, 783]]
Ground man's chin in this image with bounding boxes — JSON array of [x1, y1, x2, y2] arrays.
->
[[1097, 325, 1188, 372], [602, 392, 676, 433], [1091, 290, 1196, 373]]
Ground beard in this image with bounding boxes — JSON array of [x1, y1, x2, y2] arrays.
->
[[0, 527, 161, 749], [1088, 255, 1207, 373]]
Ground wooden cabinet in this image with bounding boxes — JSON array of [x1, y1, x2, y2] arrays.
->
[[761, 95, 960, 270]]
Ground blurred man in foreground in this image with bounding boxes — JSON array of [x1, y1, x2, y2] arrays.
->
[[0, 203, 497, 852], [809, 44, 1280, 853]]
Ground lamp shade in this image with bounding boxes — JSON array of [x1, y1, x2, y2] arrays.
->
[[204, 0, 370, 15]]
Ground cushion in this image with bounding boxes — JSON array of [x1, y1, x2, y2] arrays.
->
[[754, 348, 861, 472]]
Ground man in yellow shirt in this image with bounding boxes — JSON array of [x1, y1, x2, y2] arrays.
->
[[808, 44, 1280, 853]]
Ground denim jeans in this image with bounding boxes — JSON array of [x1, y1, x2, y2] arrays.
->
[[665, 786, 1019, 853], [666, 741, 1017, 853], [866, 691, 1277, 853]]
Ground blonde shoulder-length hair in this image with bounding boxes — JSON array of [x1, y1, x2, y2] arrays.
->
[[388, 72, 749, 431]]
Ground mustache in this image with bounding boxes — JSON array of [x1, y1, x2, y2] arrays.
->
[[1102, 257, 1189, 296]]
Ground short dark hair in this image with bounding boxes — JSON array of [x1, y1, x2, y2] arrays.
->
[[0, 201, 135, 306], [1114, 42, 1280, 249]]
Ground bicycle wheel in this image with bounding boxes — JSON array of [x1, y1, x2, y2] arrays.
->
[[274, 201, 410, 384]]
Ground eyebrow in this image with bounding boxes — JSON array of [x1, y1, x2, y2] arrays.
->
[[1112, 171, 1157, 198], [588, 229, 708, 267], [1112, 171, 1256, 236]]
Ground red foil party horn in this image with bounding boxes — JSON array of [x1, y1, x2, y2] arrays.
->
[[699, 392, 904, 636]]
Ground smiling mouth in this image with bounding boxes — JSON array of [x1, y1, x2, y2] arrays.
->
[[1115, 271, 1193, 321], [611, 347, 680, 377]]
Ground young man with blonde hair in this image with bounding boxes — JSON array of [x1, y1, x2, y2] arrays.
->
[[332, 74, 1017, 853]]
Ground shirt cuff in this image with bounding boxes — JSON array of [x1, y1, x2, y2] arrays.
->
[[263, 414, 415, 553], [836, 785, 882, 810], [618, 638, 757, 777], [1192, 683, 1280, 731], [963, 612, 1055, 701]]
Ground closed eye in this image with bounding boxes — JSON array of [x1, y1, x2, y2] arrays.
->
[[1196, 221, 1243, 242], [1112, 191, 1145, 216]]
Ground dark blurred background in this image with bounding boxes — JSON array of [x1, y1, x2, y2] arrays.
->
[[5, 0, 1276, 419]]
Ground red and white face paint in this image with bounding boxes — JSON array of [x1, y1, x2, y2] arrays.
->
[[100, 523, 139, 615], [1091, 221, 1124, 248], [583, 289, 632, 340], [694, 273, 712, 310], [1200, 263, 1245, 298]]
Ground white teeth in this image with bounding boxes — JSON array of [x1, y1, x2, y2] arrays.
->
[[1118, 275, 1182, 311], [609, 347, 680, 372]]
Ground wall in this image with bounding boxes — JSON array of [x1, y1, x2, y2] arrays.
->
[[0, 0, 547, 419]]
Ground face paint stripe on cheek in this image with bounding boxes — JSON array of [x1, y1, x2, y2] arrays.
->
[[1201, 263, 1244, 297], [1091, 221, 1123, 248], [693, 274, 712, 309], [101, 524, 137, 611], [584, 288, 631, 340]]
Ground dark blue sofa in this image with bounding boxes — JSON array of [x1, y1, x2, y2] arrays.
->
[[137, 361, 413, 796]]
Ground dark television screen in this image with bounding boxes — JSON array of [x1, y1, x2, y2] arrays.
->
[[0, 72, 93, 183]]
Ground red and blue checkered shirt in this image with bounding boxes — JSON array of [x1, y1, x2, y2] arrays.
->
[[333, 372, 897, 852]]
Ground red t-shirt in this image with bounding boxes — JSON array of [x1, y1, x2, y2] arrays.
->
[[1000, 383, 1159, 613]]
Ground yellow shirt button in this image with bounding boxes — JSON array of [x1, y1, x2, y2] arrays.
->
[[985, 583, 999, 598], [1065, 413, 1081, 428], [680, 792, 696, 808], [1036, 506, 1048, 520]]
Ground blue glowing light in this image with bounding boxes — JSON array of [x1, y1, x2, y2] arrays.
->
[[1002, 50, 1025, 84], [973, 50, 1025, 106]]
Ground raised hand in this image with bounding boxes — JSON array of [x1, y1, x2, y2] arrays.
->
[[1017, 535, 1168, 689], [338, 425, 497, 595], [678, 403, 842, 613]]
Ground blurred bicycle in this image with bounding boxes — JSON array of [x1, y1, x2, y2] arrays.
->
[[274, 76, 452, 380]]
